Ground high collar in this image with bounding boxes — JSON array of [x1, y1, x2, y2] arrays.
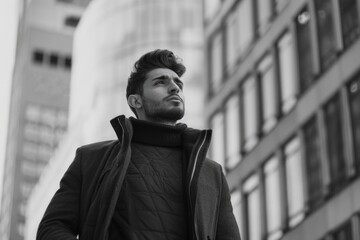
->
[[110, 115, 212, 152], [129, 117, 187, 147]]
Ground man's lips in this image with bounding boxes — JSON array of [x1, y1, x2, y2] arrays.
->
[[164, 95, 183, 103]]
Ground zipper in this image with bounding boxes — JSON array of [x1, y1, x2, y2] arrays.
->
[[188, 131, 208, 240]]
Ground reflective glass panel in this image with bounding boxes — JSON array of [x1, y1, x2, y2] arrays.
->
[[211, 33, 223, 93], [225, 94, 242, 169], [211, 112, 225, 168], [284, 137, 306, 227], [242, 76, 259, 152], [264, 156, 283, 239], [277, 32, 297, 113], [296, 7, 314, 93], [314, 0, 337, 69], [258, 55, 277, 133]]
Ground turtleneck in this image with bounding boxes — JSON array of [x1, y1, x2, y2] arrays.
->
[[130, 117, 187, 147]]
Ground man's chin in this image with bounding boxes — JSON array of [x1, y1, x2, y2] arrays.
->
[[158, 108, 184, 121], [165, 109, 185, 120]]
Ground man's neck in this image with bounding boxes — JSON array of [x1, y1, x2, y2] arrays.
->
[[129, 117, 186, 147], [138, 116, 177, 126]]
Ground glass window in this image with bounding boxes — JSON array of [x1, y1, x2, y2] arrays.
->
[[226, 9, 240, 72], [204, 0, 221, 21], [21, 181, 34, 198], [277, 32, 298, 114], [324, 94, 346, 192], [25, 104, 41, 122], [22, 160, 40, 177], [314, 0, 337, 69], [238, 0, 255, 56], [284, 137, 306, 228], [22, 142, 38, 158], [64, 16, 80, 28], [242, 76, 259, 152], [348, 77, 360, 172], [339, 0, 360, 49], [258, 54, 278, 134], [255, 0, 272, 34], [55, 128, 66, 143], [264, 156, 283, 240], [41, 108, 57, 128], [231, 190, 243, 238], [38, 144, 53, 162], [39, 125, 54, 144], [49, 53, 59, 67], [243, 174, 261, 240], [64, 56, 72, 69], [303, 116, 323, 209], [225, 94, 242, 169], [32, 50, 44, 64], [210, 32, 224, 93], [296, 7, 314, 93], [57, 110, 68, 127], [210, 112, 225, 168], [24, 123, 39, 141]]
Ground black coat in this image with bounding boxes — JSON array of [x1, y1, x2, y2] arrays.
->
[[37, 115, 241, 240]]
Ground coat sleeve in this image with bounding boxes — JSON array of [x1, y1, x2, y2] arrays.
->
[[216, 169, 241, 240], [36, 148, 82, 240]]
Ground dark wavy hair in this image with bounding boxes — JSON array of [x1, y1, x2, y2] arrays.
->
[[126, 49, 186, 117]]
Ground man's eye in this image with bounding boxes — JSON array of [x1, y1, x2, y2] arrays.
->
[[155, 80, 165, 85], [177, 83, 183, 90]]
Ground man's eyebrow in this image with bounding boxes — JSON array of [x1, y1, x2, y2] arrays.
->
[[152, 75, 168, 81], [152, 75, 183, 84]]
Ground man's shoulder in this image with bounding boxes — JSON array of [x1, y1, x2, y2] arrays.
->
[[202, 158, 223, 173], [77, 140, 118, 154]]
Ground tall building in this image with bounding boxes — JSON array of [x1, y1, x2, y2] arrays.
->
[[25, 0, 206, 239], [204, 0, 360, 239], [0, 0, 91, 239]]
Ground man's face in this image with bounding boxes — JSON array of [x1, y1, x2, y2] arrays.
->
[[139, 68, 185, 124]]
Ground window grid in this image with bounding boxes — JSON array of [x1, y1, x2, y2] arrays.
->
[[242, 76, 260, 153], [348, 76, 360, 173], [231, 190, 244, 239], [243, 174, 261, 240], [210, 32, 224, 94], [303, 116, 324, 209], [284, 137, 306, 228], [324, 94, 347, 193], [206, 2, 360, 237], [210, 112, 226, 168], [258, 54, 278, 134], [225, 94, 242, 170], [339, 0, 360, 49], [314, 0, 338, 70], [276, 31, 298, 114], [295, 6, 315, 93], [263, 156, 283, 240]]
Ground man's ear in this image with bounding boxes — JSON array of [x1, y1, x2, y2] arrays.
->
[[127, 94, 143, 109]]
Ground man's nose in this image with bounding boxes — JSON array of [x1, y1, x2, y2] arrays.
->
[[169, 80, 180, 93]]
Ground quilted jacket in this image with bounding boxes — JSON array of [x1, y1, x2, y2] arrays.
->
[[37, 115, 241, 240]]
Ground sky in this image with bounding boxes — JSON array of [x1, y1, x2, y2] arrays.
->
[[0, 1, 19, 206]]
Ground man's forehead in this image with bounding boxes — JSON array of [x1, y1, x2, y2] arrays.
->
[[145, 68, 180, 80]]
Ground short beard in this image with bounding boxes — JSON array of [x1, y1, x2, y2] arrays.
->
[[142, 98, 185, 124]]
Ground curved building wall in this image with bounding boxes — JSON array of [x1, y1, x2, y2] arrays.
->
[[69, 0, 206, 142]]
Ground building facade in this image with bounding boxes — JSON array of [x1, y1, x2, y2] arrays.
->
[[0, 0, 90, 239], [25, 0, 206, 239], [204, 0, 360, 239]]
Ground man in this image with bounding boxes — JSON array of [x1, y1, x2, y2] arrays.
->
[[37, 49, 241, 240]]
